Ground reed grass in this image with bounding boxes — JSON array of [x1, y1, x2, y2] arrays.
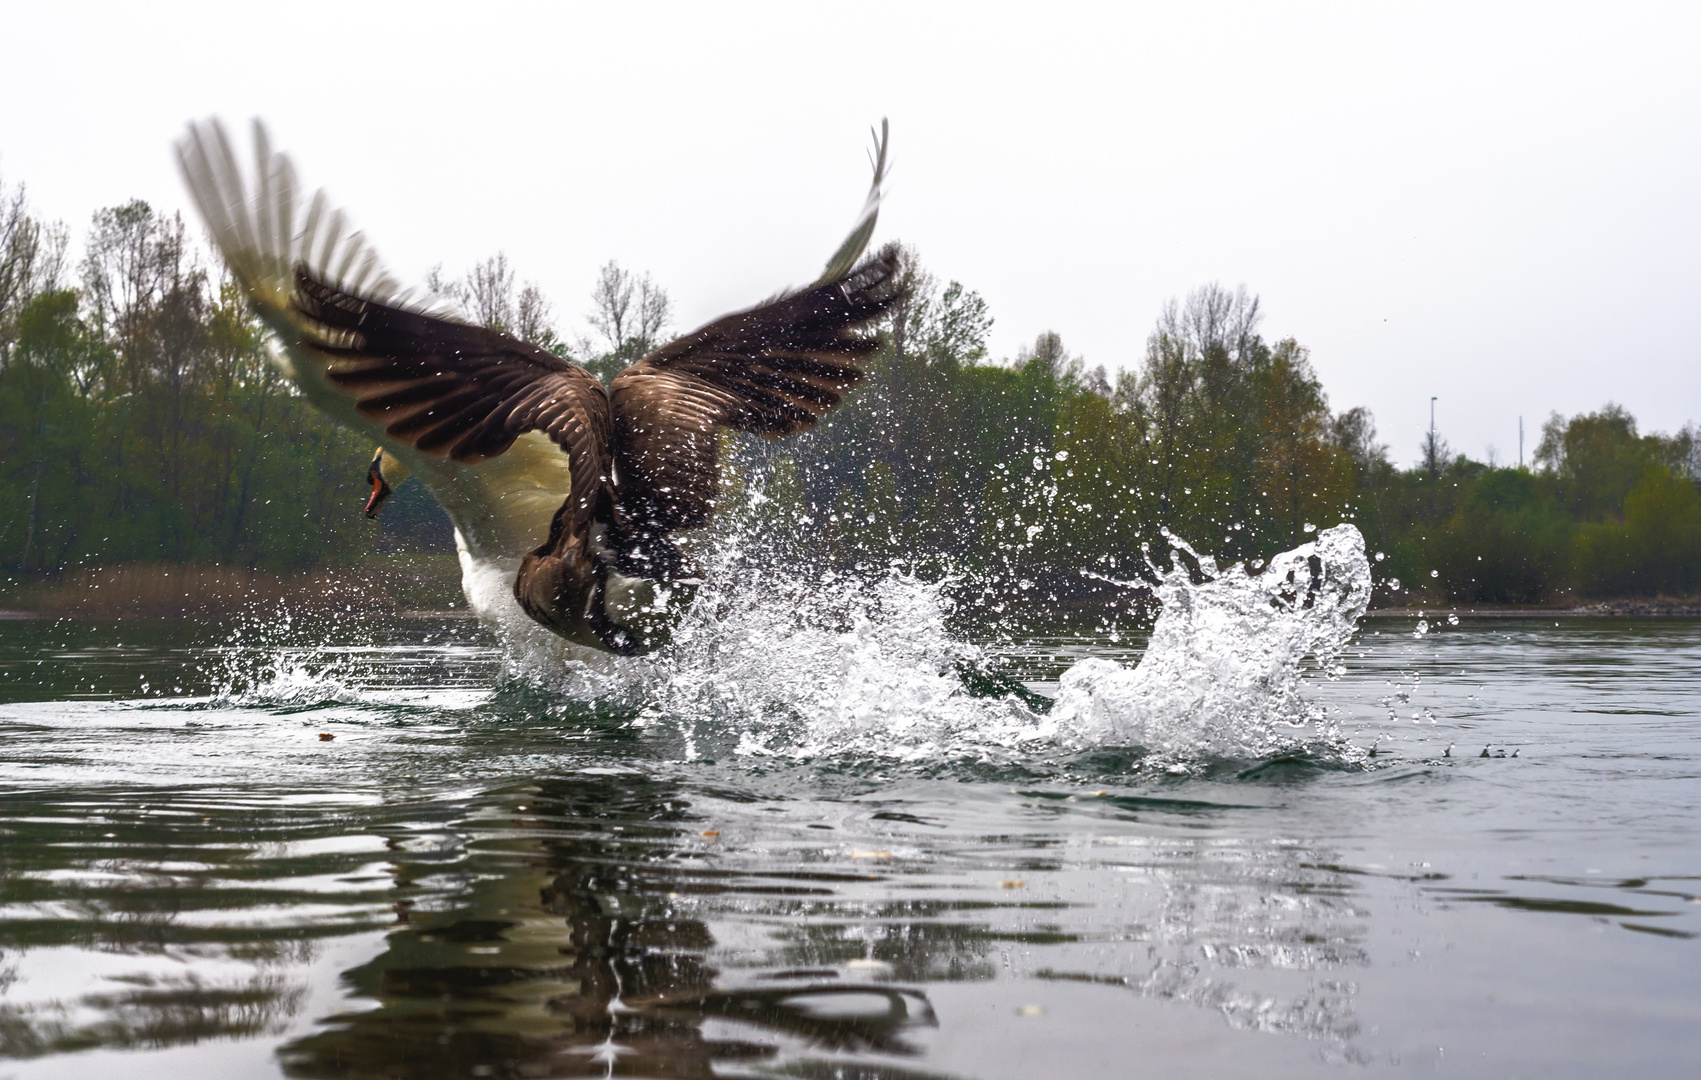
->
[[4, 555, 463, 618]]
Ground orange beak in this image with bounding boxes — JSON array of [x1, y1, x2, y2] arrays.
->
[[364, 462, 390, 517]]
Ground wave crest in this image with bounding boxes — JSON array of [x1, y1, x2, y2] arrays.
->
[[1048, 525, 1370, 761], [482, 519, 1370, 769]]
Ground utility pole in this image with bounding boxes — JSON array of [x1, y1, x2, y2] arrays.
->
[[1427, 396, 1438, 479], [1519, 416, 1524, 469]]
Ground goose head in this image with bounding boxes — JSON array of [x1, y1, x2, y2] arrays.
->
[[364, 448, 410, 517]]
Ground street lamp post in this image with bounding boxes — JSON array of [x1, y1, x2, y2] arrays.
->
[[1428, 396, 1438, 478]]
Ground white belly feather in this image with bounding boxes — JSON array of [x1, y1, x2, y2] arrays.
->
[[280, 342, 576, 609]]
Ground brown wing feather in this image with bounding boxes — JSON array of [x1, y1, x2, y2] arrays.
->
[[292, 267, 612, 524], [608, 243, 904, 535]]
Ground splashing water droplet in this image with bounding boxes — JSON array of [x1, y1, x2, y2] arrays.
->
[[323, 478, 1377, 772], [1048, 525, 1371, 761]]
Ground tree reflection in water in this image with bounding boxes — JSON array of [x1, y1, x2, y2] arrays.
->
[[0, 766, 1377, 1074], [278, 774, 944, 1079]]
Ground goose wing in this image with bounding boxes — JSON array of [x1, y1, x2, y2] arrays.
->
[[176, 118, 610, 529], [607, 121, 902, 536], [292, 270, 611, 526], [608, 247, 902, 535]]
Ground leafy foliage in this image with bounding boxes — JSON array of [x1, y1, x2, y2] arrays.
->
[[0, 195, 393, 572], [0, 175, 1692, 605]]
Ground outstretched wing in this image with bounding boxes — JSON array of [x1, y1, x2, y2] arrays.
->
[[608, 246, 904, 535], [176, 118, 611, 527], [175, 117, 414, 335], [605, 121, 903, 538], [294, 271, 611, 523]]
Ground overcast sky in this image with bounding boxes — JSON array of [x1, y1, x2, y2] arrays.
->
[[3, 2, 1697, 466]]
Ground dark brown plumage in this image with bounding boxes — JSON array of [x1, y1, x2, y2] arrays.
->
[[298, 270, 613, 531], [292, 244, 904, 652], [175, 115, 901, 654], [611, 250, 901, 537]]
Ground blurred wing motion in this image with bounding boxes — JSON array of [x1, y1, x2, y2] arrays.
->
[[175, 118, 610, 540], [175, 116, 904, 653], [608, 119, 900, 544], [608, 246, 902, 542], [816, 118, 890, 285]]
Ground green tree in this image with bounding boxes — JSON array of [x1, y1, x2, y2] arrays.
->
[[1435, 469, 1570, 603], [1535, 404, 1650, 521]]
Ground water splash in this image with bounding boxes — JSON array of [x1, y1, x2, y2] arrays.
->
[[197, 485, 1371, 770], [190, 606, 363, 706], [1046, 525, 1371, 763], [464, 508, 1371, 769], [195, 603, 485, 710], [643, 565, 1037, 763]]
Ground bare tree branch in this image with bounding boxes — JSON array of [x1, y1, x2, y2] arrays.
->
[[633, 273, 672, 352], [587, 260, 634, 351], [465, 252, 514, 332]]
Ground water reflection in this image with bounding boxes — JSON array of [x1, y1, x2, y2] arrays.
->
[[266, 773, 1384, 1077], [1, 971, 305, 1057], [0, 787, 386, 1059], [0, 765, 1385, 1073], [5, 618, 1696, 1075], [279, 774, 943, 1078]]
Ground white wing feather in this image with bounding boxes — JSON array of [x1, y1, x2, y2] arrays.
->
[[175, 119, 571, 569], [174, 118, 446, 339]]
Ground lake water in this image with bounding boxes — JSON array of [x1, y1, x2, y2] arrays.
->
[[1, 559, 1698, 1076]]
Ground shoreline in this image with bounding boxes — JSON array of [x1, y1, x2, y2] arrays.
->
[[1366, 601, 1701, 618], [3, 559, 1696, 623], [4, 603, 1697, 622]]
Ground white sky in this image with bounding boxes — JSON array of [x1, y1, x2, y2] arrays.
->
[[2, 2, 1697, 467]]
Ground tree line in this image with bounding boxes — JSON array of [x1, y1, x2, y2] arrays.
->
[[2, 174, 1696, 605], [743, 257, 1699, 608]]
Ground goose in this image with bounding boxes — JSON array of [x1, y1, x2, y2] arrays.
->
[[176, 119, 904, 654]]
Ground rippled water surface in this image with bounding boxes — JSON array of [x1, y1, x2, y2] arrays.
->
[[0, 609, 1697, 1078]]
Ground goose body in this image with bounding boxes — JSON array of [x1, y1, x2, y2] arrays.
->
[[177, 119, 902, 653]]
